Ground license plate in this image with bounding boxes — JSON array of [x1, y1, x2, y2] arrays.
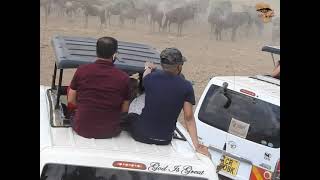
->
[[221, 156, 240, 176]]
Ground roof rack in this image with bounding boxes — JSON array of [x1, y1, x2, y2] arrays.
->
[[261, 46, 280, 55], [52, 35, 161, 71], [261, 45, 280, 67], [249, 75, 280, 86], [51, 35, 162, 109]]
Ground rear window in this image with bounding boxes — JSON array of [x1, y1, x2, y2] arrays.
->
[[198, 84, 280, 148], [40, 163, 208, 180]]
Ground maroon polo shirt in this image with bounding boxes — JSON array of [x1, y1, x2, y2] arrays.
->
[[70, 59, 129, 138]]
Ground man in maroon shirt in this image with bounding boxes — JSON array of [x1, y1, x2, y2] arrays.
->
[[67, 37, 130, 139]]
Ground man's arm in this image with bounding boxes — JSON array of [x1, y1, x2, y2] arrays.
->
[[183, 101, 210, 157], [67, 88, 77, 105], [143, 62, 156, 78], [121, 100, 129, 113], [271, 65, 280, 77], [121, 75, 131, 113], [68, 67, 80, 106], [143, 67, 152, 78]]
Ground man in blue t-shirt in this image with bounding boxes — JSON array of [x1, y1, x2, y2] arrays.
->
[[125, 48, 208, 156]]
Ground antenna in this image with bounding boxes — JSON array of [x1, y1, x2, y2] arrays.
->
[[233, 67, 236, 91], [228, 55, 236, 142], [229, 56, 236, 91]]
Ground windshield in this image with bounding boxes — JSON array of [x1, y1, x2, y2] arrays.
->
[[198, 84, 280, 148], [41, 164, 208, 180]]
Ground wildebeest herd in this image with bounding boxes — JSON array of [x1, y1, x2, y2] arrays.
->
[[40, 0, 280, 42]]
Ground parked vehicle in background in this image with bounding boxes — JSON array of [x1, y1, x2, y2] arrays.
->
[[192, 46, 280, 180]]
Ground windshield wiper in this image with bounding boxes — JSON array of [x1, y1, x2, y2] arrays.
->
[[222, 82, 232, 108]]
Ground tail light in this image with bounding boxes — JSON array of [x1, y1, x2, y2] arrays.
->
[[113, 161, 146, 170], [272, 160, 280, 180], [250, 165, 272, 180], [240, 89, 256, 97]]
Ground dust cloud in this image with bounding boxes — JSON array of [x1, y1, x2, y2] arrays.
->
[[40, 0, 280, 104]]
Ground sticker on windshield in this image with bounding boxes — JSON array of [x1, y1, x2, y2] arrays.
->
[[228, 118, 250, 138]]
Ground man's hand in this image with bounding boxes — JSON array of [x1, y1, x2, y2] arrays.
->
[[183, 101, 212, 158], [144, 61, 156, 70], [121, 100, 129, 113], [196, 144, 211, 158], [67, 88, 77, 105], [143, 61, 156, 78]]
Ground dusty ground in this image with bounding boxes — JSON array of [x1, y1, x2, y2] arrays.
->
[[40, 14, 278, 109]]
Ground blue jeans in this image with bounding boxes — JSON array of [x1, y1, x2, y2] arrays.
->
[[122, 113, 171, 145]]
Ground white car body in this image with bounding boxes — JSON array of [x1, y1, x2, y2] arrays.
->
[[193, 75, 280, 180], [40, 85, 219, 180]]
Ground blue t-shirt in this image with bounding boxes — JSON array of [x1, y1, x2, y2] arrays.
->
[[133, 70, 195, 141]]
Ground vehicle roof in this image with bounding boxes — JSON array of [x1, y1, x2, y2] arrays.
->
[[261, 45, 280, 55], [42, 126, 201, 162], [40, 86, 199, 162], [211, 75, 280, 100], [52, 36, 161, 73]]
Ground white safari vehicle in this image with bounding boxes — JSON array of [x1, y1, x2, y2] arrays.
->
[[40, 36, 219, 180], [193, 46, 280, 180]]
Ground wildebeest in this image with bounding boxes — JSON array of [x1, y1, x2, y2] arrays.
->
[[65, 1, 73, 17], [208, 1, 231, 37], [242, 5, 264, 37], [192, 0, 210, 24], [209, 0, 232, 15], [83, 2, 106, 29], [208, 8, 222, 38], [105, 4, 121, 26], [207, 0, 233, 38], [64, 1, 82, 17], [106, 1, 135, 26], [52, 0, 69, 17], [119, 7, 145, 26], [209, 8, 251, 41], [272, 17, 280, 43], [163, 3, 197, 36], [40, 0, 53, 24], [197, 0, 210, 13], [64, 1, 83, 19], [146, 3, 165, 32]]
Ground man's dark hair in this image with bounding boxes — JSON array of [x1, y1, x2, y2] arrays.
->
[[96, 37, 118, 59]]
